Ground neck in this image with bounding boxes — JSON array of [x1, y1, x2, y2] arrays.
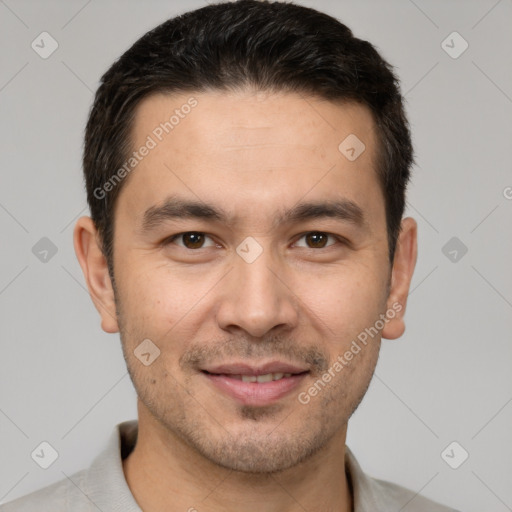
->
[[123, 404, 353, 512]]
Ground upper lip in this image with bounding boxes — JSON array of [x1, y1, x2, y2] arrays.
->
[[201, 361, 309, 376]]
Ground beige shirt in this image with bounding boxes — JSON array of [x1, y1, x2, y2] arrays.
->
[[0, 420, 458, 512]]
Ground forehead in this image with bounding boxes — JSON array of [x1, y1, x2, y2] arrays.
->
[[132, 90, 377, 163], [117, 90, 383, 230]]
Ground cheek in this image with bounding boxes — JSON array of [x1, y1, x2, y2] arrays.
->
[[116, 261, 219, 343], [294, 263, 388, 337], [114, 262, 172, 340]]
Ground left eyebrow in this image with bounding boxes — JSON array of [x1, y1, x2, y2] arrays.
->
[[274, 199, 368, 231], [140, 196, 368, 233]]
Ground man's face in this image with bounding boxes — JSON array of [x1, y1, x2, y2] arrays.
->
[[107, 91, 394, 473]]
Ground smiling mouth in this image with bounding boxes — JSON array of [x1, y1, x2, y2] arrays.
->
[[202, 371, 307, 382], [200, 368, 310, 406]]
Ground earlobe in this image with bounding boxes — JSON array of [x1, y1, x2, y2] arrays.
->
[[73, 216, 119, 333], [382, 217, 418, 340]]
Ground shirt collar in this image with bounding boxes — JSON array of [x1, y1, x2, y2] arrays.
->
[[345, 446, 381, 511], [84, 420, 141, 511]]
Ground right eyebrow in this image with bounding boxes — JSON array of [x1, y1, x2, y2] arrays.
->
[[140, 196, 228, 232]]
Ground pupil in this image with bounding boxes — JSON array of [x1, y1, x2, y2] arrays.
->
[[184, 232, 204, 248], [307, 232, 327, 248]]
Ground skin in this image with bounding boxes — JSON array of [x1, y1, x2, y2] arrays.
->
[[74, 90, 417, 512]]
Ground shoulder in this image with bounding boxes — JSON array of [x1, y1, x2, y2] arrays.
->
[[370, 476, 460, 512], [345, 446, 460, 512], [0, 469, 93, 512], [0, 420, 139, 512]]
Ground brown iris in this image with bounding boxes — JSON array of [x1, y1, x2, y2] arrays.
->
[[181, 232, 205, 249], [304, 232, 329, 248]]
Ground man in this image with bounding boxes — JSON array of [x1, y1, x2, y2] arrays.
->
[[1, 1, 458, 510]]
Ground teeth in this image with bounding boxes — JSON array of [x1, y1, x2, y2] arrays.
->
[[256, 373, 273, 383], [232, 372, 293, 382]]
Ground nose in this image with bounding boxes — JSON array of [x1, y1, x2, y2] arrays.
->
[[215, 245, 299, 338]]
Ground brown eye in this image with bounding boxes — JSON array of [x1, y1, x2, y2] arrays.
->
[[167, 232, 216, 249], [181, 232, 206, 249], [303, 232, 331, 248]]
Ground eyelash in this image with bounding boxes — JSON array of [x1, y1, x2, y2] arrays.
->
[[162, 231, 346, 250]]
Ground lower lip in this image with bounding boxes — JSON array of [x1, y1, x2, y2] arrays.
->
[[202, 372, 308, 406]]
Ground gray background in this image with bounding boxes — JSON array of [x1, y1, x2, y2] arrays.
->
[[1, 0, 511, 510]]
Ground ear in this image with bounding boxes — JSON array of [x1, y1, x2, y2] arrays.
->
[[73, 216, 119, 333], [381, 216, 418, 340]]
